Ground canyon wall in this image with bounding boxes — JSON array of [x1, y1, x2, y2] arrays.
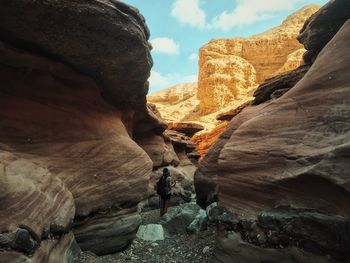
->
[[147, 83, 199, 124], [0, 1, 196, 262], [197, 5, 319, 114], [148, 5, 319, 158], [195, 0, 350, 262]]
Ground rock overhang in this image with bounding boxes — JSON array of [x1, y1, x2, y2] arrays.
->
[[0, 0, 153, 109]]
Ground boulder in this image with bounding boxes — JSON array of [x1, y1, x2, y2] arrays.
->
[[74, 213, 141, 256], [136, 224, 165, 241], [213, 231, 339, 263], [159, 204, 201, 235], [0, 232, 80, 263], [258, 206, 350, 260], [187, 209, 208, 234]]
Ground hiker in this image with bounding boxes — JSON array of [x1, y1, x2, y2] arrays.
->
[[156, 167, 175, 216]]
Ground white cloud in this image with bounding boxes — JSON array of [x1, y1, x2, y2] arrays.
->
[[148, 71, 172, 89], [188, 53, 198, 61], [183, 74, 198, 83], [209, 0, 300, 31], [148, 71, 198, 90], [171, 0, 206, 29], [150, 37, 179, 55]]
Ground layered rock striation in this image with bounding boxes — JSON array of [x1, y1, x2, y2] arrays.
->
[[197, 5, 320, 114], [149, 5, 319, 160], [0, 1, 197, 262], [195, 0, 350, 261]]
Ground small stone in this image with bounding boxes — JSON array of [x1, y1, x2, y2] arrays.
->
[[151, 242, 159, 247], [202, 246, 210, 254]]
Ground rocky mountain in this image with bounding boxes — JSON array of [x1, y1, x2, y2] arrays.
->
[[198, 4, 319, 114], [0, 1, 197, 262], [195, 0, 350, 261], [148, 5, 319, 158]]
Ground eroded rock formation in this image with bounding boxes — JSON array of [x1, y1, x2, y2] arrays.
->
[[195, 0, 350, 261], [0, 1, 196, 262], [197, 5, 320, 114], [148, 5, 319, 160], [147, 83, 199, 123]]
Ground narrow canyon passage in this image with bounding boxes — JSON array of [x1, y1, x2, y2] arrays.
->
[[1, 0, 350, 263]]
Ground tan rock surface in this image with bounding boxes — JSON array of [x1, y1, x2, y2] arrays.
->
[[192, 122, 229, 159], [148, 83, 199, 123], [196, 11, 350, 220], [0, 0, 182, 260], [149, 5, 319, 161], [198, 5, 319, 114]]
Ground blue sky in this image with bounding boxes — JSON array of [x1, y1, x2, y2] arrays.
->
[[123, 0, 328, 93]]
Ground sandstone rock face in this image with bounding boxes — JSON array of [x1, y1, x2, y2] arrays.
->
[[0, 0, 174, 261], [215, 9, 350, 221], [298, 0, 350, 64], [192, 122, 229, 158], [147, 83, 199, 123], [74, 212, 142, 255], [195, 2, 350, 261], [252, 65, 310, 105], [197, 5, 319, 114], [168, 122, 204, 137], [148, 5, 319, 161], [0, 0, 152, 108], [135, 111, 199, 199], [0, 43, 153, 259]]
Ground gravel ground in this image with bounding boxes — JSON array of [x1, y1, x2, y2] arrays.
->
[[75, 206, 216, 263]]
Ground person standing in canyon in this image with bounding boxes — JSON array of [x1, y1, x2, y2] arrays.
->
[[156, 168, 175, 216]]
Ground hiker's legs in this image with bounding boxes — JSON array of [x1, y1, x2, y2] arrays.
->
[[164, 199, 170, 214], [160, 197, 165, 216]]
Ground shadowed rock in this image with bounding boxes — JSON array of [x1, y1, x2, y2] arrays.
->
[[0, 0, 152, 108], [74, 213, 142, 255], [299, 0, 350, 64], [195, 2, 350, 261], [0, 0, 156, 261], [168, 122, 204, 137], [252, 65, 309, 105]]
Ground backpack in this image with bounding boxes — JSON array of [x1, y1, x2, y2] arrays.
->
[[156, 175, 169, 195]]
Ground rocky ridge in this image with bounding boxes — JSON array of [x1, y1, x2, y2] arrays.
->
[[148, 5, 319, 158], [197, 4, 319, 114], [195, 0, 350, 262]]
